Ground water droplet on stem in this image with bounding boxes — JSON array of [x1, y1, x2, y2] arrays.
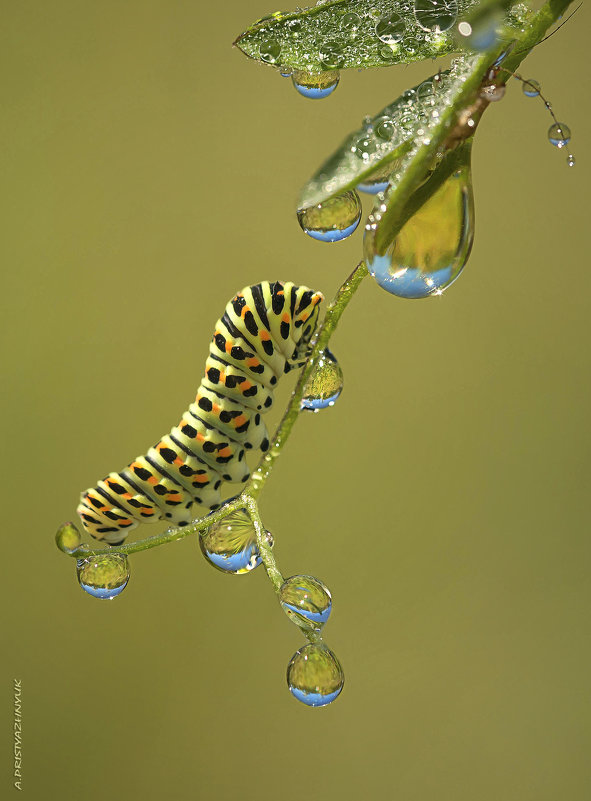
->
[[76, 553, 130, 599], [280, 575, 332, 631], [287, 643, 344, 706]]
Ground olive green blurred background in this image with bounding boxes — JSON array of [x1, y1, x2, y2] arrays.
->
[[2, 1, 590, 799]]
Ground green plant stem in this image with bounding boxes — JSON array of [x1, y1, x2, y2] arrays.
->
[[374, 0, 575, 254], [245, 261, 368, 501]]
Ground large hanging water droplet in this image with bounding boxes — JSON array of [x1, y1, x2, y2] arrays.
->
[[548, 122, 571, 148], [375, 12, 405, 44], [76, 553, 130, 599], [291, 70, 340, 99], [364, 150, 475, 298], [280, 575, 332, 631], [259, 39, 281, 64], [301, 349, 344, 410], [287, 643, 344, 707], [56, 521, 82, 552], [297, 191, 361, 243], [199, 509, 272, 574], [521, 78, 541, 97], [414, 0, 458, 33]]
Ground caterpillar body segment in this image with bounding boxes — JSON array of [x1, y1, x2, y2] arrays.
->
[[77, 281, 324, 544]]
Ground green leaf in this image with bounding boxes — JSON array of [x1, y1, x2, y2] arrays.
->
[[298, 72, 450, 210], [234, 0, 482, 73]]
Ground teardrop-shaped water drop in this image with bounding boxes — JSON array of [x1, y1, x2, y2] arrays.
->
[[364, 149, 475, 298], [297, 191, 361, 243], [56, 521, 82, 552], [291, 70, 340, 99], [287, 643, 344, 707], [76, 553, 130, 599], [199, 509, 272, 574], [301, 349, 344, 410], [521, 78, 541, 97], [548, 122, 571, 148], [280, 575, 332, 631], [414, 0, 458, 33]]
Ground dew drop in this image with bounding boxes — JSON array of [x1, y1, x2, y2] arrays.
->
[[286, 19, 302, 33], [280, 575, 332, 631], [291, 70, 340, 99], [548, 122, 571, 148], [341, 12, 361, 30], [375, 12, 405, 44], [320, 41, 345, 70], [352, 132, 378, 161], [297, 191, 361, 243], [378, 43, 398, 61], [566, 153, 575, 167], [199, 509, 272, 574], [521, 78, 541, 97], [287, 643, 344, 706], [374, 116, 396, 141], [76, 553, 130, 599], [56, 521, 82, 552], [364, 151, 475, 298], [260, 39, 281, 64], [414, 0, 458, 33], [301, 349, 344, 410]]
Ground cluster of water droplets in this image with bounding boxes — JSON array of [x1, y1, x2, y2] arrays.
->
[[280, 574, 343, 706], [301, 349, 344, 411], [199, 508, 273, 574], [516, 75, 574, 167], [248, 1, 470, 99]]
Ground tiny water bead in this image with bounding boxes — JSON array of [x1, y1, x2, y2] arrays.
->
[[566, 153, 575, 167], [375, 12, 405, 44], [280, 575, 332, 631], [521, 78, 541, 97], [297, 191, 361, 243], [76, 554, 130, 599], [291, 70, 339, 99], [301, 349, 344, 411], [199, 509, 273, 574], [548, 122, 571, 148], [55, 521, 82, 552], [287, 643, 344, 707], [364, 153, 475, 299], [414, 0, 458, 33]]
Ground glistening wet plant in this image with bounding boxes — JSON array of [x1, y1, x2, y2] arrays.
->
[[57, 0, 577, 707]]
